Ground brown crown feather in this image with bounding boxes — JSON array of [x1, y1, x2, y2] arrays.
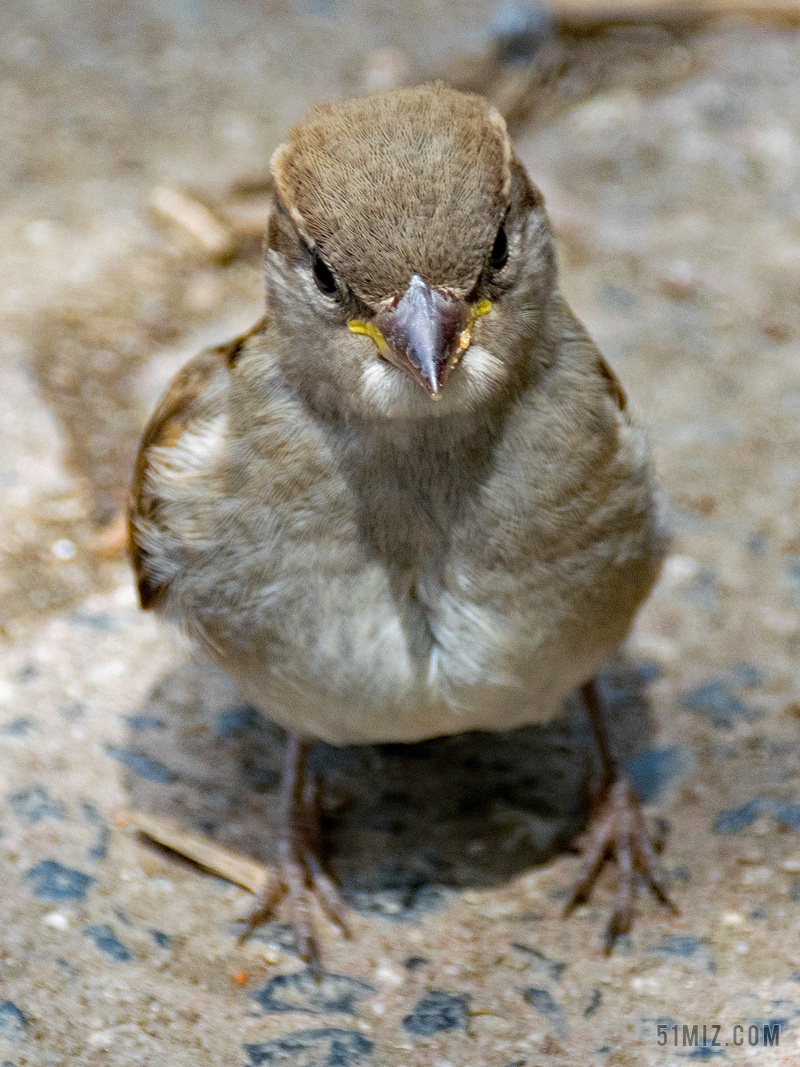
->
[[271, 83, 512, 304]]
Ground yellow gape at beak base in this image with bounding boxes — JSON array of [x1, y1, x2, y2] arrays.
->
[[348, 299, 492, 357], [459, 299, 492, 351], [347, 319, 390, 354]]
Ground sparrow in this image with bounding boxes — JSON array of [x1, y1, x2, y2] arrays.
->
[[129, 82, 677, 967]]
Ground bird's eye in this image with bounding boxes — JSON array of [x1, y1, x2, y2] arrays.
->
[[489, 224, 508, 271], [311, 252, 339, 298]]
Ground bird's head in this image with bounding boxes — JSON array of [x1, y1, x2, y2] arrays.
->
[[263, 83, 557, 421]]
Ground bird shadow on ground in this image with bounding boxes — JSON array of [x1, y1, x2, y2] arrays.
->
[[121, 654, 658, 921]]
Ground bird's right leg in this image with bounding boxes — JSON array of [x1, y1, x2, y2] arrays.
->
[[239, 732, 349, 974]]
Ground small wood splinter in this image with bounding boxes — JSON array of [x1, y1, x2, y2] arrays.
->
[[127, 809, 270, 895], [148, 186, 238, 262]]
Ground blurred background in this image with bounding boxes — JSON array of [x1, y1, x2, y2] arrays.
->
[[2, 1, 800, 1064]]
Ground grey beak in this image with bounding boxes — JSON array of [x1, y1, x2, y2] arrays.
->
[[374, 274, 469, 396]]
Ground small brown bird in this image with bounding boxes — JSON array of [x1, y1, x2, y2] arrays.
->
[[129, 83, 677, 966]]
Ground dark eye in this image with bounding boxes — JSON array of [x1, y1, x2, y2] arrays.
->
[[311, 251, 339, 297], [489, 224, 508, 271]]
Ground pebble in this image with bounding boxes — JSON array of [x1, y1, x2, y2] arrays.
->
[[659, 259, 702, 301], [375, 964, 404, 989], [403, 991, 470, 1036], [759, 606, 799, 635], [661, 555, 701, 588], [25, 860, 95, 901], [570, 91, 642, 135], [631, 976, 659, 993], [361, 48, 414, 93], [722, 912, 745, 926], [25, 219, 56, 245], [627, 633, 677, 663], [88, 1028, 116, 1050], [43, 911, 71, 930], [740, 867, 774, 886], [260, 945, 281, 965], [51, 538, 76, 560]]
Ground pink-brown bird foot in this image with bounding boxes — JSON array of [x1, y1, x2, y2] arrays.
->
[[563, 776, 679, 953], [563, 679, 679, 953], [239, 734, 349, 975]]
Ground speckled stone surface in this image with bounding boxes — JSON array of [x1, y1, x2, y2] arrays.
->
[[2, 3, 800, 1065]]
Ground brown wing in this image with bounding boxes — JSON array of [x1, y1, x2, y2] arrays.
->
[[128, 318, 265, 610]]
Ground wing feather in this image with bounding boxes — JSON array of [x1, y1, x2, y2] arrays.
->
[[128, 319, 265, 609]]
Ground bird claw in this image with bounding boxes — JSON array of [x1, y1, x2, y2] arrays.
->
[[238, 769, 349, 976], [562, 777, 679, 954]]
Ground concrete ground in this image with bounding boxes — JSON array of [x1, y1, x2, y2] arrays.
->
[[2, 2, 800, 1064]]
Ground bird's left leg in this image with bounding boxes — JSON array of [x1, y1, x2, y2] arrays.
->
[[563, 678, 679, 952], [239, 733, 349, 973]]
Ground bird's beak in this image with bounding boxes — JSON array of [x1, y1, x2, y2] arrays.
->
[[348, 274, 491, 398]]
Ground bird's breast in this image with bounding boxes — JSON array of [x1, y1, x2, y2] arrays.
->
[[203, 522, 623, 746], [184, 358, 663, 745]]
